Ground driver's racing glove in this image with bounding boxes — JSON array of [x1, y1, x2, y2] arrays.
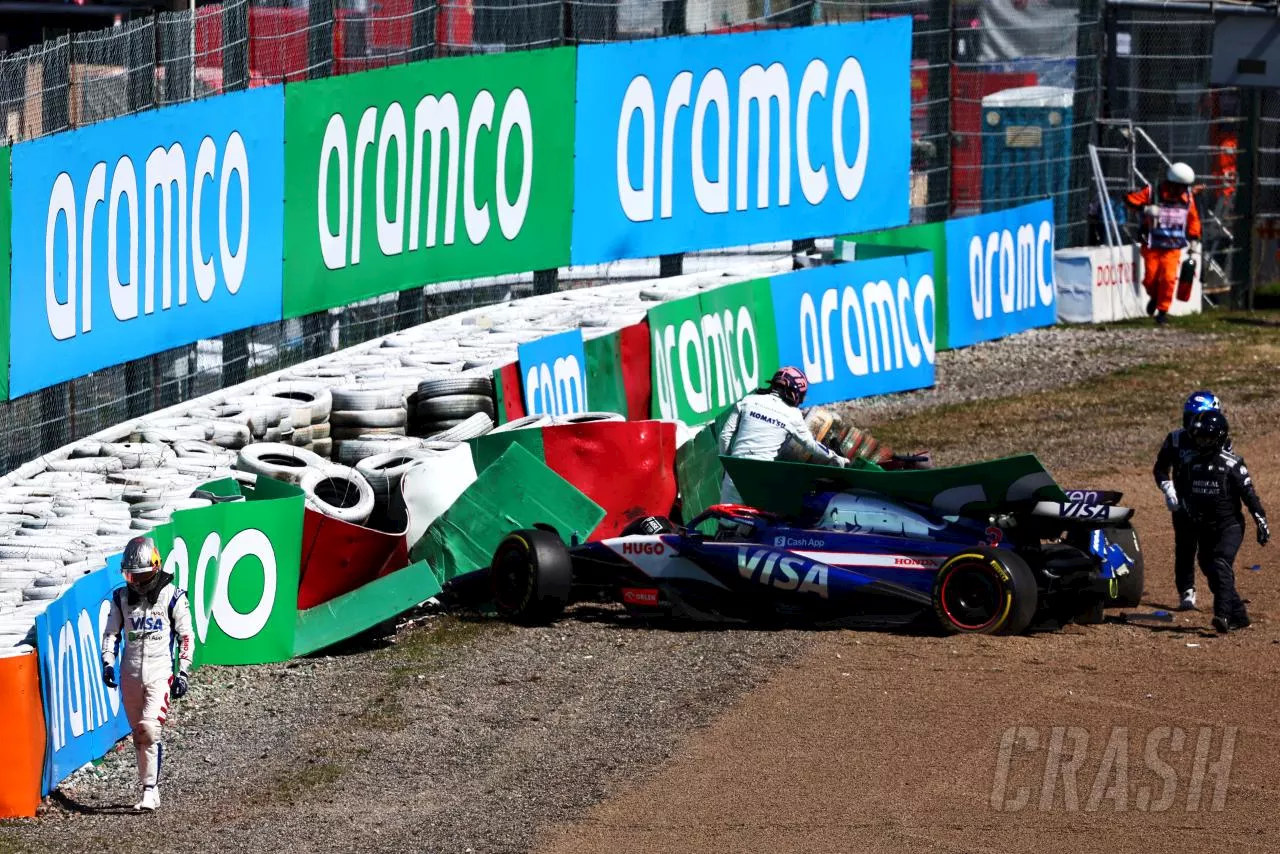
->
[[1160, 481, 1180, 512], [1256, 514, 1270, 547]]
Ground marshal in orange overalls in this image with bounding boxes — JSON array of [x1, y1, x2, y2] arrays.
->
[[1125, 182, 1201, 316]]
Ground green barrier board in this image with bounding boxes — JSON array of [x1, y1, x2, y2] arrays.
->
[[293, 560, 441, 657], [410, 443, 605, 585]]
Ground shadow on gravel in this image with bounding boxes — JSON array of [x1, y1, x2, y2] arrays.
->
[[49, 790, 137, 816]]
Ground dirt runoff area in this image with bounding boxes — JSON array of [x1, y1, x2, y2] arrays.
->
[[4, 315, 1280, 854]]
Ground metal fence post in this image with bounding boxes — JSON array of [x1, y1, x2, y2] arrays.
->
[[309, 0, 335, 79], [1234, 88, 1262, 307], [1067, 0, 1104, 248], [926, 0, 951, 220], [223, 0, 249, 92], [410, 0, 437, 61]]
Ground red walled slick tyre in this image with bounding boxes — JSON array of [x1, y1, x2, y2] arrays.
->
[[489, 529, 573, 625], [932, 547, 1038, 635]]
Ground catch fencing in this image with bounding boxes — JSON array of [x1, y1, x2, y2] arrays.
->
[[0, 0, 1256, 469]]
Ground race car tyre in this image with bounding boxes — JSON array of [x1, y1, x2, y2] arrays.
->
[[417, 377, 494, 399], [1107, 524, 1145, 608], [932, 547, 1038, 635], [415, 394, 495, 423], [490, 529, 572, 624]]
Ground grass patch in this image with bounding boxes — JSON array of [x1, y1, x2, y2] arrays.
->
[[253, 759, 347, 807], [352, 617, 506, 732]]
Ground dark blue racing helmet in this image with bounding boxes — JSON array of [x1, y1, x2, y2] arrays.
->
[[1183, 390, 1221, 429]]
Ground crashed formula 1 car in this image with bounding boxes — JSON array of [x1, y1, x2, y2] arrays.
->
[[487, 455, 1145, 635]]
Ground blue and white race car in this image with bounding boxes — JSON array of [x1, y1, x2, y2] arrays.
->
[[487, 460, 1143, 635]]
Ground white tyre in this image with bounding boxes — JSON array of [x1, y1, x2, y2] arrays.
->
[[100, 443, 174, 469], [331, 408, 408, 429], [300, 466, 375, 526], [335, 435, 422, 466], [330, 386, 407, 412], [308, 438, 334, 459], [429, 412, 494, 442], [552, 411, 627, 425], [257, 380, 333, 422], [235, 443, 328, 485], [291, 425, 316, 445], [354, 450, 439, 498], [311, 422, 332, 440], [46, 457, 124, 474], [23, 585, 67, 601], [331, 425, 407, 441], [489, 414, 553, 434]]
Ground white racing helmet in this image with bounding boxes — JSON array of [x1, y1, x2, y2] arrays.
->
[[1166, 162, 1195, 185]]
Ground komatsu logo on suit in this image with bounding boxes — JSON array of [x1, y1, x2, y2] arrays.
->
[[737, 547, 829, 598]]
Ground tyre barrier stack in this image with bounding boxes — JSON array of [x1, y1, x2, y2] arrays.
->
[[0, 260, 789, 657]]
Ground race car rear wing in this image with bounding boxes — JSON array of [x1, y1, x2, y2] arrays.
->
[[1027, 500, 1135, 527]]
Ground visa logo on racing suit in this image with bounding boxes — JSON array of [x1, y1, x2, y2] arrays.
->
[[737, 548, 829, 599], [129, 614, 165, 632]]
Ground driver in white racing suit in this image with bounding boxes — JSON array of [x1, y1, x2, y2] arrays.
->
[[101, 536, 194, 812], [718, 366, 848, 505]]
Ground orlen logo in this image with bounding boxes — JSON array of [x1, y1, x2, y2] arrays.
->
[[737, 547, 829, 598], [966, 220, 1054, 321], [622, 588, 660, 606], [44, 133, 252, 341], [623, 541, 665, 556], [616, 58, 871, 222]]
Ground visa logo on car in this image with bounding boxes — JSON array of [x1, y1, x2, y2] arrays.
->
[[622, 541, 665, 556], [737, 548, 829, 599]]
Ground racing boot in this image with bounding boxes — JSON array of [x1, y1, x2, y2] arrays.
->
[[1155, 310, 1169, 326], [1211, 615, 1230, 634], [1179, 589, 1198, 611], [135, 786, 160, 811]]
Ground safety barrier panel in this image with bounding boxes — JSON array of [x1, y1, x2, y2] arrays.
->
[[10, 87, 286, 398], [0, 649, 48, 815], [569, 19, 912, 264], [836, 199, 1058, 351], [1054, 243, 1201, 324], [281, 48, 578, 317], [2, 18, 915, 397]]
